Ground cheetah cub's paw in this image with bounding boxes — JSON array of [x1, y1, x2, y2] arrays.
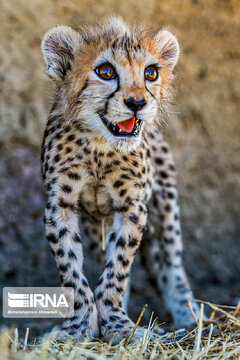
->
[[101, 322, 145, 345], [99, 316, 162, 345], [46, 329, 85, 343], [46, 325, 99, 343], [173, 301, 207, 330], [47, 312, 100, 342]]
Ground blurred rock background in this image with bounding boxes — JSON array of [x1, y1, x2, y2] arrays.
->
[[0, 0, 239, 334]]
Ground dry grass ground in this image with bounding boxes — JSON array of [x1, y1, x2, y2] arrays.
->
[[0, 0, 240, 327], [1, 301, 240, 359]]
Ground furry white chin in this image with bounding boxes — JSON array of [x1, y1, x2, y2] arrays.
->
[[106, 134, 142, 153], [91, 126, 143, 153]]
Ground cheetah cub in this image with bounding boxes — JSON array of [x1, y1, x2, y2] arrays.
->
[[41, 17, 200, 344]]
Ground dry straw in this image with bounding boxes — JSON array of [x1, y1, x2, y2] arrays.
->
[[1, 300, 240, 359]]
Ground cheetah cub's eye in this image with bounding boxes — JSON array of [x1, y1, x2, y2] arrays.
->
[[144, 65, 159, 81], [95, 63, 116, 80]]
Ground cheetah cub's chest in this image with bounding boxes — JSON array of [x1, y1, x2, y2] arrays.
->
[[78, 145, 152, 220], [80, 182, 113, 219]]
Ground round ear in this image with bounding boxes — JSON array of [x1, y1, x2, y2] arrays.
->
[[154, 30, 180, 70], [41, 26, 82, 80]]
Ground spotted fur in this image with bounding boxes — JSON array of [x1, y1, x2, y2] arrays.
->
[[41, 17, 200, 344]]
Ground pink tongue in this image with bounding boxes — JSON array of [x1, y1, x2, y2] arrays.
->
[[117, 116, 135, 133]]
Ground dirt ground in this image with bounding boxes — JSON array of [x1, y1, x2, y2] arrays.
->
[[0, 0, 239, 334]]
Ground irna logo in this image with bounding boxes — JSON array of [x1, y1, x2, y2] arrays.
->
[[3, 287, 74, 318], [8, 292, 69, 308]]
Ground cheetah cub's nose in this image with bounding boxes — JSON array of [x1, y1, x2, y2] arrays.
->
[[124, 97, 147, 112]]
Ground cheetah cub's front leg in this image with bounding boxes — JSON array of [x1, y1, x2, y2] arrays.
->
[[44, 173, 99, 340], [94, 195, 148, 344]]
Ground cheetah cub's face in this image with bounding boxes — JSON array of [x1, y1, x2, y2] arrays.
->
[[42, 18, 179, 152]]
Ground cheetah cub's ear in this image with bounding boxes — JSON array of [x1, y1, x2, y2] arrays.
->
[[154, 30, 180, 70], [41, 26, 82, 80]]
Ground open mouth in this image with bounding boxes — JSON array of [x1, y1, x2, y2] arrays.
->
[[98, 111, 143, 137]]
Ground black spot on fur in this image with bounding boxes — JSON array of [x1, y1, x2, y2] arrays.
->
[[83, 147, 91, 155], [82, 278, 88, 287], [67, 172, 80, 180], [97, 291, 103, 299], [68, 250, 77, 259], [129, 213, 138, 224], [116, 273, 126, 282], [162, 146, 168, 153], [73, 233, 81, 243], [66, 134, 75, 142], [59, 263, 70, 272], [61, 184, 72, 193], [116, 237, 126, 248], [128, 238, 138, 247], [56, 249, 64, 257], [78, 288, 86, 297], [72, 270, 79, 279], [74, 302, 83, 310], [119, 189, 127, 197], [113, 180, 124, 188], [107, 151, 115, 157], [165, 204, 172, 212], [65, 147, 72, 154], [109, 232, 116, 243], [53, 154, 61, 163], [104, 299, 113, 307], [59, 228, 68, 238], [64, 281, 76, 289], [117, 255, 129, 267], [46, 233, 58, 243], [58, 198, 74, 209]]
